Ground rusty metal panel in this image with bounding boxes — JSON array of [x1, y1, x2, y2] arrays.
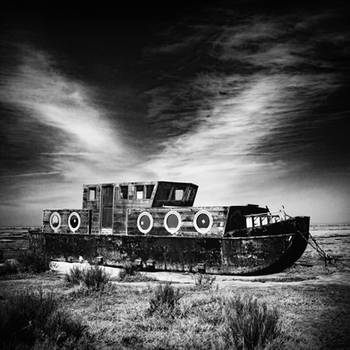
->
[[33, 216, 310, 275]]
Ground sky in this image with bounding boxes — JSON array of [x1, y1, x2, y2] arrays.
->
[[0, 1, 349, 225]]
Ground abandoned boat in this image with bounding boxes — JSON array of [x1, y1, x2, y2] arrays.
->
[[30, 181, 310, 275]]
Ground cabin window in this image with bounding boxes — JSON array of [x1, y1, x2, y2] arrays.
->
[[136, 185, 144, 200], [145, 185, 154, 199], [168, 186, 186, 201], [175, 189, 184, 200], [128, 186, 134, 200], [253, 217, 260, 227], [246, 217, 253, 228], [89, 188, 96, 201], [120, 186, 128, 199]]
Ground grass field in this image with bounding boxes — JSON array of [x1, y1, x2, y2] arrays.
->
[[0, 265, 349, 349], [1, 226, 349, 349]]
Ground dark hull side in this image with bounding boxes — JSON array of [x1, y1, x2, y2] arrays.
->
[[29, 216, 310, 275]]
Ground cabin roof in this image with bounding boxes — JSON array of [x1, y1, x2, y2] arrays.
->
[[83, 181, 198, 188]]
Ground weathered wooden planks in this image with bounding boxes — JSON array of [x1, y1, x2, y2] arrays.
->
[[126, 207, 228, 236], [43, 209, 91, 234]]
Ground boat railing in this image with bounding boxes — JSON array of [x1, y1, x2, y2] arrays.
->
[[245, 211, 291, 228]]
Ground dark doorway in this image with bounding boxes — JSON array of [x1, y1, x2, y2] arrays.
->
[[101, 185, 113, 229]]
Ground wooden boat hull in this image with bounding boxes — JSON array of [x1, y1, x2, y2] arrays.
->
[[29, 216, 309, 275]]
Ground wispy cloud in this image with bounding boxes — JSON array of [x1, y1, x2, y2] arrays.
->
[[0, 2, 349, 225], [1, 47, 123, 154]]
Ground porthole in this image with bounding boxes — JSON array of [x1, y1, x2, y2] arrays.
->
[[68, 212, 81, 232], [193, 210, 213, 234], [49, 211, 61, 232], [137, 212, 153, 234], [164, 210, 182, 234]]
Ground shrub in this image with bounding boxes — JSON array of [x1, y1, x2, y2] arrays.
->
[[65, 265, 84, 285], [221, 296, 281, 350], [148, 283, 182, 317], [119, 262, 136, 281], [81, 265, 110, 291], [193, 273, 216, 289], [0, 289, 92, 349], [1, 259, 20, 276], [65, 265, 110, 291], [124, 261, 137, 275], [44, 309, 88, 343], [17, 250, 50, 273]]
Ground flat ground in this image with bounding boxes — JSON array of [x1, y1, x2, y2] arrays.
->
[[1, 260, 349, 349], [1, 226, 349, 348]]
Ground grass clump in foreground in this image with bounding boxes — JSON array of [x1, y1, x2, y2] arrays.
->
[[65, 265, 110, 291], [0, 289, 93, 349], [83, 265, 110, 290], [222, 296, 281, 350], [65, 265, 84, 285], [148, 282, 182, 317], [131, 288, 283, 349]]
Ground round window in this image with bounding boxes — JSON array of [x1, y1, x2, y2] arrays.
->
[[164, 210, 182, 234], [193, 210, 213, 234], [49, 212, 62, 232], [68, 212, 81, 232], [137, 212, 153, 234]]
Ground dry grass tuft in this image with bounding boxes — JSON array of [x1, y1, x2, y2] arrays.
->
[[82, 265, 110, 290], [193, 273, 217, 289], [0, 289, 94, 349], [221, 295, 281, 350], [65, 265, 110, 291], [64, 265, 84, 285], [148, 283, 183, 317]]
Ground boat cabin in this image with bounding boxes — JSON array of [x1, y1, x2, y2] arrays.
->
[[83, 181, 197, 234]]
